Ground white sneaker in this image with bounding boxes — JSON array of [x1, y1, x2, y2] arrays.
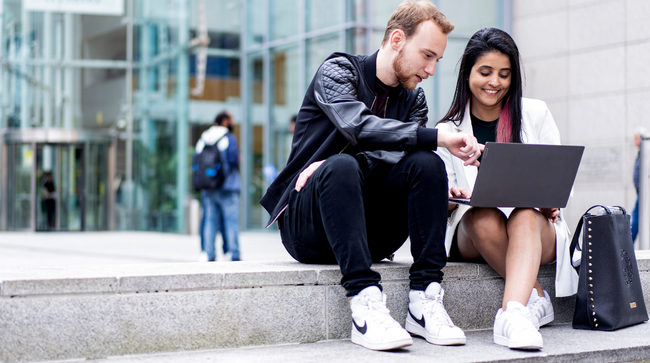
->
[[405, 282, 466, 345], [493, 301, 543, 350], [198, 251, 209, 262], [350, 286, 413, 351], [527, 288, 554, 329]]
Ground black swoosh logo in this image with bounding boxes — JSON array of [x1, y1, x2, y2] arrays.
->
[[353, 319, 367, 334], [409, 310, 426, 328]]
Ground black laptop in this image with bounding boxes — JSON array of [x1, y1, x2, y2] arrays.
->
[[449, 142, 584, 208]]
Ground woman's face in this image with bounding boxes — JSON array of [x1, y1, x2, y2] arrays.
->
[[468, 51, 512, 119]]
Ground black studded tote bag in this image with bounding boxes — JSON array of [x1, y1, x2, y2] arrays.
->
[[569, 205, 648, 330]]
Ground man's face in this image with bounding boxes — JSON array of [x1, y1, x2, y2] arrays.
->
[[224, 113, 234, 131], [392, 20, 448, 90]]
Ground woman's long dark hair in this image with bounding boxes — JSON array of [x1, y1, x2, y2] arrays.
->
[[438, 27, 523, 143]]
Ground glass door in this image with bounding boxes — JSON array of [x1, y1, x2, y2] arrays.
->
[[6, 143, 34, 231], [85, 143, 109, 231], [35, 143, 85, 231], [58, 144, 85, 231], [36, 145, 57, 231]]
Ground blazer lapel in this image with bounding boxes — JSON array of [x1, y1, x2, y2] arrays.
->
[[457, 104, 478, 190]]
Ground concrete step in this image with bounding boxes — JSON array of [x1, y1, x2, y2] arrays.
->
[[35, 322, 650, 363], [2, 252, 650, 362]]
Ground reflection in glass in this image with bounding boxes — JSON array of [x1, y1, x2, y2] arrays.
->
[[248, 54, 265, 228], [7, 144, 33, 230], [271, 0, 300, 41], [438, 0, 500, 36], [370, 0, 403, 27], [307, 0, 340, 32], [271, 46, 300, 170], [249, 0, 266, 45], [306, 34, 340, 81]]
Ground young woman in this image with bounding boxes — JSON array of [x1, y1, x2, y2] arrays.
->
[[435, 27, 578, 350]]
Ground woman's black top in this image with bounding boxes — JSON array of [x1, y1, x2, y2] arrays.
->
[[470, 113, 498, 145]]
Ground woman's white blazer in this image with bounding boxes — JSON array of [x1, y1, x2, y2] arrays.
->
[[435, 98, 578, 297]]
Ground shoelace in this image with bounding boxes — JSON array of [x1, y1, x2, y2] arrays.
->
[[362, 295, 402, 331], [529, 296, 547, 321], [422, 291, 454, 327]]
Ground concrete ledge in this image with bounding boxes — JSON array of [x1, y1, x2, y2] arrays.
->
[[2, 255, 650, 362]]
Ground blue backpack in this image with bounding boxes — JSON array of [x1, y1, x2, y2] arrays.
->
[[192, 135, 228, 191]]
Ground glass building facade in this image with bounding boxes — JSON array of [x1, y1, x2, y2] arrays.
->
[[0, 0, 510, 232]]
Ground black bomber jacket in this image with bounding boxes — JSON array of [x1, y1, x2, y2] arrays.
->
[[260, 51, 439, 228]]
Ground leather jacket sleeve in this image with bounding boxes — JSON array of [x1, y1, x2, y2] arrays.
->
[[313, 56, 431, 174], [313, 56, 423, 151]]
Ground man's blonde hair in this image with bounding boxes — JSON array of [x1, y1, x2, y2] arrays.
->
[[381, 1, 454, 47]]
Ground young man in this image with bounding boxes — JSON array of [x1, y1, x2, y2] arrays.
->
[[196, 110, 241, 261], [260, 1, 482, 351]]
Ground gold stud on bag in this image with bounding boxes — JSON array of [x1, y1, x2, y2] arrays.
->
[[569, 205, 648, 331]]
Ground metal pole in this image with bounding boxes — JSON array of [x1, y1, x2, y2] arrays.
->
[[638, 135, 650, 249], [0, 0, 5, 128], [0, 1, 4, 225], [262, 0, 272, 226], [125, 0, 134, 229], [63, 13, 73, 129], [55, 15, 63, 128], [43, 12, 53, 129], [21, 5, 30, 129], [240, 0, 251, 229], [176, 0, 190, 233]]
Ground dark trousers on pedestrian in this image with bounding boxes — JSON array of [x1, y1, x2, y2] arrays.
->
[[279, 150, 449, 297]]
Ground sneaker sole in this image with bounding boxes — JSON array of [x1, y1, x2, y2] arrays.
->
[[494, 333, 543, 350], [405, 317, 466, 346], [536, 312, 554, 329], [351, 330, 413, 351]]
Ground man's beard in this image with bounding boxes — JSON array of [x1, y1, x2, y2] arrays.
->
[[392, 49, 416, 90]]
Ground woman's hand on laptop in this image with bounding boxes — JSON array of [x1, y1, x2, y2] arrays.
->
[[448, 186, 471, 210], [539, 208, 560, 223]]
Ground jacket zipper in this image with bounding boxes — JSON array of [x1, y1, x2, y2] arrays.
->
[[383, 96, 389, 118]]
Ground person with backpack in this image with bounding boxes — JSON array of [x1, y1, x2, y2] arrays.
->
[[194, 110, 241, 261]]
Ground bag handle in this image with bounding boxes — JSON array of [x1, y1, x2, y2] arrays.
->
[[569, 204, 629, 274], [569, 217, 583, 274], [584, 205, 628, 216]]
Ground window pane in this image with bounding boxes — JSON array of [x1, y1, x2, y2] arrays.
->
[[438, 0, 501, 36], [306, 34, 340, 81], [248, 0, 265, 46], [271, 45, 300, 169], [370, 0, 402, 28], [271, 0, 300, 41], [307, 0, 340, 32]]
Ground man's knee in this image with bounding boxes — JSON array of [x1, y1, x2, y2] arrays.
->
[[406, 150, 446, 175], [401, 150, 447, 189], [319, 154, 364, 184]]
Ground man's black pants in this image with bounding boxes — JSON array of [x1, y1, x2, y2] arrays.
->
[[280, 150, 449, 297]]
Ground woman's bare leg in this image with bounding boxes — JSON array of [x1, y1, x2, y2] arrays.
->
[[456, 208, 508, 275], [501, 208, 556, 310], [456, 208, 556, 310]]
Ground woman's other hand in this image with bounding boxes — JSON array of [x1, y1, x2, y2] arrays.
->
[[539, 208, 560, 223], [448, 186, 471, 210]]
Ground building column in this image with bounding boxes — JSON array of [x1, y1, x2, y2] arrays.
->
[[176, 0, 190, 233]]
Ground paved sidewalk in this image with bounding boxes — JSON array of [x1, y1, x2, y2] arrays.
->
[[0, 231, 411, 268]]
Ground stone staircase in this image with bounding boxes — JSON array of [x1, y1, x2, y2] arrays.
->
[[2, 252, 650, 363]]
